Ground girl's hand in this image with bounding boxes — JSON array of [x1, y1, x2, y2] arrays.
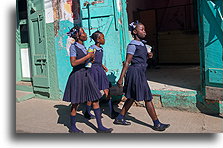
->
[[102, 64, 108, 72], [103, 66, 108, 72], [117, 79, 123, 88], [92, 57, 95, 63], [87, 52, 94, 58], [91, 54, 95, 63], [148, 52, 153, 59]]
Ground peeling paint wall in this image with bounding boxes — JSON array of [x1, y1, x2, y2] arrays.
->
[[55, 20, 74, 93], [60, 0, 74, 22], [43, 0, 74, 98], [48, 0, 77, 94], [45, 0, 74, 35], [47, 0, 130, 94], [44, 0, 54, 23]]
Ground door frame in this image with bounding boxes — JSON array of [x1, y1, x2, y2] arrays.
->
[[16, 0, 32, 82], [197, 0, 223, 101], [27, 0, 50, 95]]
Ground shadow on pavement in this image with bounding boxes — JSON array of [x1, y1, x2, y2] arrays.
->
[[54, 104, 98, 132]]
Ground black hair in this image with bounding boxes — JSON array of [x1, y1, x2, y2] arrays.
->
[[90, 30, 103, 43], [67, 26, 81, 40], [129, 20, 143, 36]]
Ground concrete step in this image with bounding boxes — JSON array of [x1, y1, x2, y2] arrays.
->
[[151, 89, 199, 112], [16, 90, 35, 102], [16, 81, 33, 92]]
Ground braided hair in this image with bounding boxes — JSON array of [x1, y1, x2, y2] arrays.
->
[[67, 26, 81, 41], [90, 30, 103, 43], [129, 20, 142, 36]]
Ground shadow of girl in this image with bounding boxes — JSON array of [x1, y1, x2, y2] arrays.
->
[[125, 113, 154, 129], [99, 100, 154, 130], [54, 104, 98, 133]]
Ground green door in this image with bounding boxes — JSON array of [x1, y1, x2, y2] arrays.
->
[[198, 0, 223, 100], [79, 0, 129, 83], [27, 0, 50, 90], [16, 0, 31, 82]]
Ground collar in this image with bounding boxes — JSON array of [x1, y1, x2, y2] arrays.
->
[[129, 40, 145, 46], [74, 42, 87, 50], [90, 44, 103, 51]]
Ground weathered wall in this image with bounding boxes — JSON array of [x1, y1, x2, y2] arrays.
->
[[44, 0, 73, 98], [44, 0, 130, 95]]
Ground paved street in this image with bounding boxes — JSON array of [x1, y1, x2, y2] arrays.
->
[[16, 98, 223, 133]]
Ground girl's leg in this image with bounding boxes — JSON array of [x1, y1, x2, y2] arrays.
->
[[113, 98, 134, 125], [104, 89, 119, 119], [84, 101, 95, 119], [145, 100, 170, 131], [144, 100, 158, 121], [119, 98, 134, 116], [70, 103, 83, 133], [92, 100, 113, 133], [104, 89, 109, 98]]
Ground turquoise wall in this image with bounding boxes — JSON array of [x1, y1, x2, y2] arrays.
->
[[55, 1, 131, 95], [199, 0, 223, 88], [55, 20, 74, 94]]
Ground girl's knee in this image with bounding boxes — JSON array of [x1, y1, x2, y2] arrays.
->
[[92, 100, 100, 109], [71, 103, 78, 109], [144, 100, 155, 107], [71, 103, 78, 115], [87, 101, 92, 106], [144, 100, 152, 103], [104, 89, 109, 97]]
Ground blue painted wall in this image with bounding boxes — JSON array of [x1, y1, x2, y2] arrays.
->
[[198, 0, 223, 88], [55, 1, 130, 95], [55, 20, 74, 95]]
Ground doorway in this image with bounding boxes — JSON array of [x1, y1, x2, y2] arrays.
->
[[126, 0, 200, 91], [16, 0, 32, 82]]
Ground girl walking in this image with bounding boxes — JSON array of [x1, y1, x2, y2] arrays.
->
[[84, 31, 119, 120], [114, 21, 170, 131], [63, 26, 113, 133]]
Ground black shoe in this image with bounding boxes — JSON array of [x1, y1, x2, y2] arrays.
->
[[111, 111, 119, 119], [113, 118, 131, 125], [84, 112, 95, 120], [69, 129, 84, 133], [153, 123, 170, 131], [97, 128, 113, 133]]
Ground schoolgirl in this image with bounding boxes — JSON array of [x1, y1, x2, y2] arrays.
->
[[84, 31, 119, 120], [63, 26, 113, 133], [114, 21, 170, 131]]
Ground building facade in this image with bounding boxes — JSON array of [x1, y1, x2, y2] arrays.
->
[[16, 0, 223, 114]]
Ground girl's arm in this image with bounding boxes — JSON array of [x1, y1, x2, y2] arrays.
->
[[70, 52, 93, 67], [102, 64, 108, 72], [148, 52, 153, 59], [146, 45, 153, 58], [117, 54, 133, 87]]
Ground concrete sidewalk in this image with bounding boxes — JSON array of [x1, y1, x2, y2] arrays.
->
[[16, 98, 223, 133]]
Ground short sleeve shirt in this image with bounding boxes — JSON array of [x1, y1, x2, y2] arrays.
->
[[70, 42, 87, 57], [126, 40, 145, 55]]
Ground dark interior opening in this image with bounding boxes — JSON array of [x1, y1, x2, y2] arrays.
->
[[17, 0, 29, 44], [127, 0, 200, 91]]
